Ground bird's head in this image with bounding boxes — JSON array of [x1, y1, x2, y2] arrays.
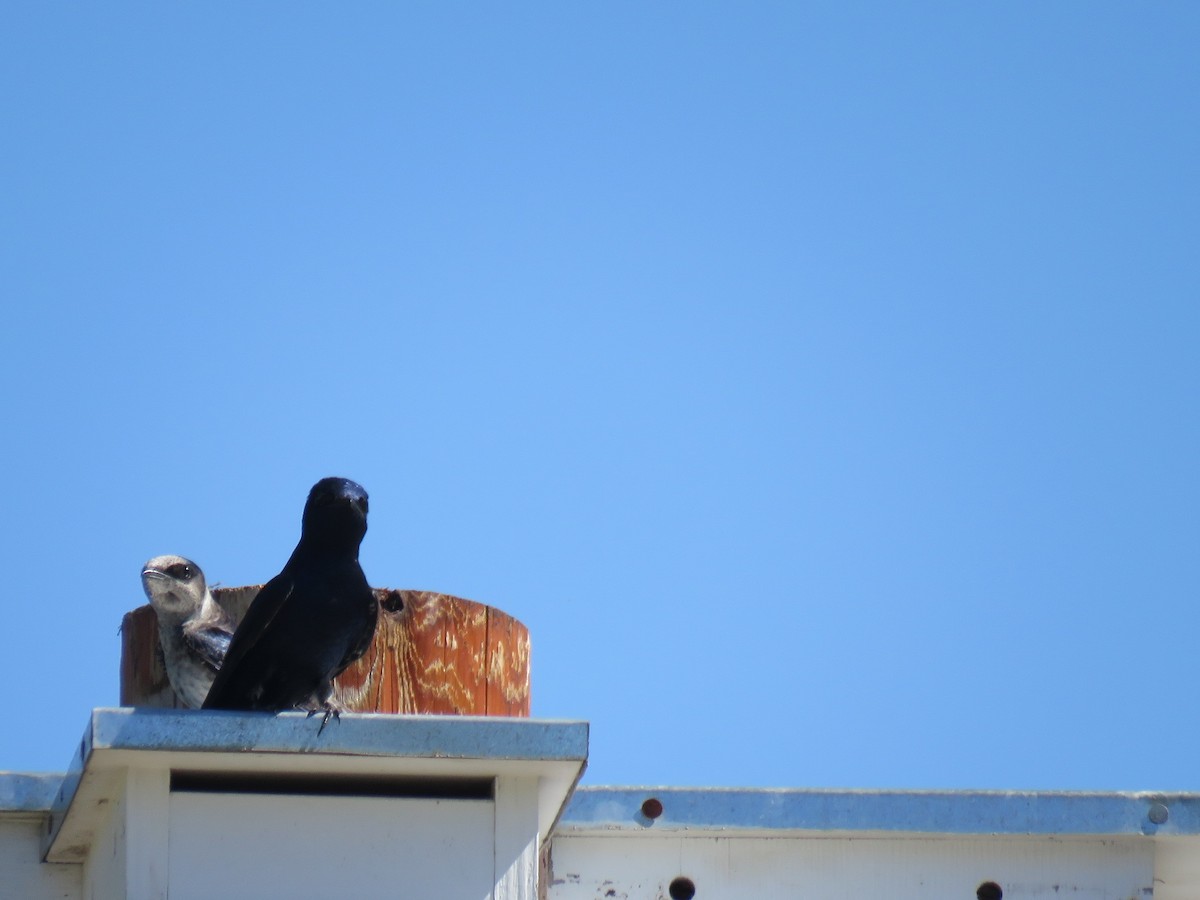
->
[[141, 555, 209, 618], [300, 476, 369, 548]]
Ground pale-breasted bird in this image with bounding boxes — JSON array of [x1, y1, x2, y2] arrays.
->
[[140, 555, 234, 709], [202, 477, 378, 728]]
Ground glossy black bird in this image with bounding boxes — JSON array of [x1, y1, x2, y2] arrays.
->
[[202, 477, 378, 726], [141, 555, 233, 709]]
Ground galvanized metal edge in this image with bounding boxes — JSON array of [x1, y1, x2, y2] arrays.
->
[[41, 712, 95, 858], [11, 775, 1200, 838], [558, 786, 1200, 836], [0, 773, 64, 813], [88, 707, 590, 761]]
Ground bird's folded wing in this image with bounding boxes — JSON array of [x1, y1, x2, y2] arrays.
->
[[333, 614, 376, 680], [182, 624, 233, 673], [202, 577, 294, 705]]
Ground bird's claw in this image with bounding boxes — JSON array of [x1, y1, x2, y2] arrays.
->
[[307, 702, 341, 735]]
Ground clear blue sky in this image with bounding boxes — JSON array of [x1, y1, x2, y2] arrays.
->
[[2, 4, 1197, 791]]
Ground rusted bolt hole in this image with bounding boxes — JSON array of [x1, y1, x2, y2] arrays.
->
[[379, 590, 404, 614], [641, 797, 663, 819], [669, 876, 696, 899], [976, 882, 1002, 900]]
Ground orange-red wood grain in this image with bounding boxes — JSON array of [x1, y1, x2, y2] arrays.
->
[[120, 587, 530, 716]]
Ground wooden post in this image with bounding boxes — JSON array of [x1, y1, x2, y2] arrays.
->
[[120, 588, 531, 716]]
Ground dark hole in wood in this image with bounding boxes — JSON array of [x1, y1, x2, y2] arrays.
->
[[641, 797, 663, 819], [379, 590, 405, 614], [669, 876, 696, 899], [977, 882, 1002, 900]]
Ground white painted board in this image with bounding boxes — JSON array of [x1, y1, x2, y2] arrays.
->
[[548, 834, 1153, 900], [0, 819, 81, 900], [169, 793, 493, 900]]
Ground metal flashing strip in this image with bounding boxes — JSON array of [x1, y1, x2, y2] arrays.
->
[[558, 786, 1200, 837], [0, 773, 63, 814], [87, 707, 590, 760]]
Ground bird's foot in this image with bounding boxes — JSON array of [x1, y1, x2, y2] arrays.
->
[[306, 701, 342, 736]]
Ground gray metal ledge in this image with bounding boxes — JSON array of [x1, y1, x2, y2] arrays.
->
[[74, 707, 589, 761], [559, 786, 1200, 837], [0, 773, 63, 814]]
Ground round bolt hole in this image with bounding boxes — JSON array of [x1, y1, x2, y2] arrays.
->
[[669, 876, 696, 900], [977, 882, 1002, 900], [1149, 802, 1169, 825], [641, 797, 663, 819]]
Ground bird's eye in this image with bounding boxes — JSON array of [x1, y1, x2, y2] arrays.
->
[[166, 563, 193, 580]]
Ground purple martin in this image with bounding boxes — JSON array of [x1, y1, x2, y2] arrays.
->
[[140, 555, 234, 709], [202, 477, 378, 728]]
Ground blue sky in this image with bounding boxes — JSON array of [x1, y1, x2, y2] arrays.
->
[[1, 3, 1197, 791]]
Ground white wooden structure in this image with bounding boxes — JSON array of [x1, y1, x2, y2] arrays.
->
[[11, 708, 586, 899], [550, 787, 1200, 899], [2, 708, 1200, 898]]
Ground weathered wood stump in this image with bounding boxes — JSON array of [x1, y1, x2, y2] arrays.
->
[[120, 588, 531, 716]]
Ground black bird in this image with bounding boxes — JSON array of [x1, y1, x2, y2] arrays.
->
[[141, 555, 233, 709], [202, 477, 378, 727]]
